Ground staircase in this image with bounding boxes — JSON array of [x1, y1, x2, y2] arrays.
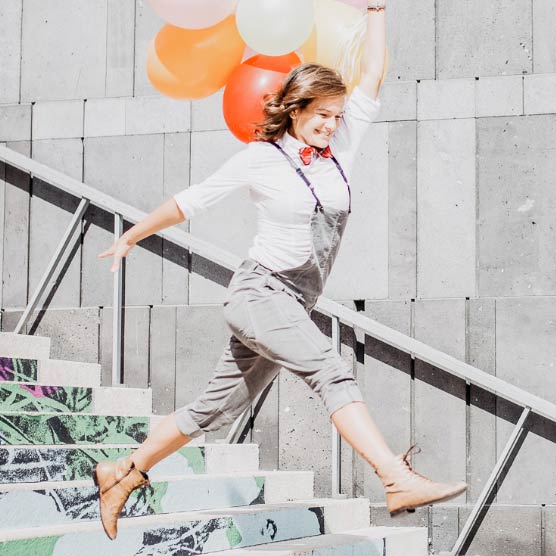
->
[[0, 331, 428, 555]]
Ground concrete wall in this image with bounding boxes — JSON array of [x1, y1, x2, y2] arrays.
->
[[2, 1, 556, 553]]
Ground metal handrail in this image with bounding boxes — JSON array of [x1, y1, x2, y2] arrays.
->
[[2, 143, 555, 554]]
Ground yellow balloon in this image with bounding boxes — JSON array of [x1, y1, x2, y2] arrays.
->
[[298, 0, 388, 93]]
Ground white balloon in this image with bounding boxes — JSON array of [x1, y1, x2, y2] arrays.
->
[[236, 0, 315, 56], [148, 0, 238, 30]]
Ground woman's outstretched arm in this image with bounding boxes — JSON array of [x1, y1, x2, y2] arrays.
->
[[359, 1, 387, 100], [98, 198, 185, 272]]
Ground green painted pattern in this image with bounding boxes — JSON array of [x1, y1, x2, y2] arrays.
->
[[0, 384, 92, 413], [255, 476, 265, 490], [0, 358, 37, 383], [0, 535, 59, 556], [179, 445, 205, 473], [226, 517, 243, 547], [0, 414, 148, 445], [145, 481, 170, 515]]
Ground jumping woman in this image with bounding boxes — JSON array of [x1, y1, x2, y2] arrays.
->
[[95, 0, 466, 541]]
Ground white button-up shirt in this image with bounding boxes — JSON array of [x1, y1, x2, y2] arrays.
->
[[174, 86, 381, 271]]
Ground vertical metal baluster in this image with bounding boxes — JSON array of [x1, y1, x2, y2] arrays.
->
[[331, 315, 343, 498], [112, 213, 124, 386]]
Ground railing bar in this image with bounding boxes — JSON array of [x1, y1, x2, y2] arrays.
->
[[450, 407, 531, 556], [14, 198, 89, 334], [112, 214, 124, 386], [331, 316, 342, 498], [3, 145, 556, 425]]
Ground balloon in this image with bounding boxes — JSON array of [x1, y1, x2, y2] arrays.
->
[[147, 15, 245, 99], [223, 53, 302, 143], [147, 0, 238, 30], [236, 0, 314, 56]]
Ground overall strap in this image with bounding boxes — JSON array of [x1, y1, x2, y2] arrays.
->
[[328, 154, 351, 214], [269, 142, 324, 213]]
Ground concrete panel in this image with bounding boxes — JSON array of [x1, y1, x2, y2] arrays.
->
[[150, 305, 177, 415], [543, 506, 556, 556], [431, 505, 458, 554], [134, 0, 164, 97], [524, 74, 556, 115], [2, 141, 31, 309], [495, 297, 556, 504], [18, 307, 100, 364], [533, 0, 556, 73], [125, 97, 191, 135], [325, 122, 389, 300], [0, 157, 5, 307], [252, 376, 280, 471], [0, 105, 31, 142], [467, 298, 497, 502], [0, 0, 22, 103], [174, 305, 229, 410], [361, 301, 412, 503], [477, 116, 556, 296], [32, 100, 84, 140], [388, 121, 416, 300], [191, 89, 227, 132], [437, 0, 532, 79], [476, 76, 524, 118], [83, 134, 165, 306], [375, 81, 417, 123], [458, 505, 541, 556], [279, 371, 332, 498], [414, 300, 467, 501], [417, 119, 476, 298], [162, 133, 190, 305], [188, 130, 251, 304], [417, 79, 475, 121], [106, 0, 135, 97], [100, 306, 150, 388], [21, 0, 107, 101], [385, 0, 435, 81], [84, 98, 126, 138], [370, 504, 428, 529], [29, 139, 83, 307]]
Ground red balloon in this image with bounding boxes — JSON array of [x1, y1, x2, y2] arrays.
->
[[223, 53, 302, 143]]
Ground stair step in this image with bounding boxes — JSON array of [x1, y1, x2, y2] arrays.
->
[[0, 471, 313, 530], [0, 383, 152, 415], [214, 526, 428, 556], [0, 413, 150, 445], [0, 444, 260, 483], [0, 498, 370, 554], [0, 333, 51, 360], [1, 356, 101, 387]]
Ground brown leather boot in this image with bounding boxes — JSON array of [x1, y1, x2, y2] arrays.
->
[[377, 447, 467, 515], [92, 456, 150, 540]]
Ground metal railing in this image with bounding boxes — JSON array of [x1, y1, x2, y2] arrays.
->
[[2, 143, 556, 555]]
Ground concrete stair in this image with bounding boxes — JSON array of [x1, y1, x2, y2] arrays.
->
[[0, 332, 429, 555]]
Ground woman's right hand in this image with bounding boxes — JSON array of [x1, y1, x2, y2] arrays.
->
[[98, 235, 136, 273]]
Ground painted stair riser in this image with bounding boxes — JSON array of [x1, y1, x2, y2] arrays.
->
[[0, 334, 50, 360], [0, 383, 151, 415], [0, 414, 149, 445], [0, 358, 37, 384], [0, 473, 313, 529], [0, 505, 327, 556], [0, 445, 259, 484]]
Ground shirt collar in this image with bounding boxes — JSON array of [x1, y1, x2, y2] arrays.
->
[[278, 131, 313, 160]]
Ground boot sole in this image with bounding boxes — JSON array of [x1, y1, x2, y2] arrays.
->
[[389, 486, 467, 516]]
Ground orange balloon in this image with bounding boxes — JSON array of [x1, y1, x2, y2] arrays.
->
[[147, 15, 245, 99], [223, 53, 302, 143]]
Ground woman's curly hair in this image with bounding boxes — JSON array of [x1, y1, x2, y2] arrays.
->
[[254, 63, 347, 143]]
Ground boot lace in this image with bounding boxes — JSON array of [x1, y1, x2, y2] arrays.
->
[[400, 445, 434, 484]]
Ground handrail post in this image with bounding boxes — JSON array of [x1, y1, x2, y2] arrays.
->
[[14, 198, 89, 334], [112, 213, 124, 386], [331, 315, 344, 498], [450, 406, 531, 555]]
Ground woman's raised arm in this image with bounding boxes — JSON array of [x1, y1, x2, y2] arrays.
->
[[358, 1, 387, 100]]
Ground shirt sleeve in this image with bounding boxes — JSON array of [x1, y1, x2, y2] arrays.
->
[[330, 86, 382, 172], [173, 148, 250, 219]]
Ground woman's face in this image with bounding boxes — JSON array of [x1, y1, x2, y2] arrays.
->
[[290, 95, 346, 148]]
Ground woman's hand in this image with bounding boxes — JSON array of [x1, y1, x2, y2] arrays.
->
[[98, 235, 136, 273]]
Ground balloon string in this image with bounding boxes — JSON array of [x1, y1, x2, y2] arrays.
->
[[334, 14, 367, 86]]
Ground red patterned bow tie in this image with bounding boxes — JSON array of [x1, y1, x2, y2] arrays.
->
[[299, 146, 333, 166]]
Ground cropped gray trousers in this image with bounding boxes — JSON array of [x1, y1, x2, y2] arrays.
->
[[174, 259, 364, 438]]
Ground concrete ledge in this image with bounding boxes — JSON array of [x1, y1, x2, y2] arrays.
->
[[0, 333, 51, 359]]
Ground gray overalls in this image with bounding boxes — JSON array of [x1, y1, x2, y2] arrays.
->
[[175, 143, 364, 438]]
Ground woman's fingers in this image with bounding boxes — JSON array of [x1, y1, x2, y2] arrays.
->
[[110, 255, 122, 273], [98, 246, 115, 259]]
